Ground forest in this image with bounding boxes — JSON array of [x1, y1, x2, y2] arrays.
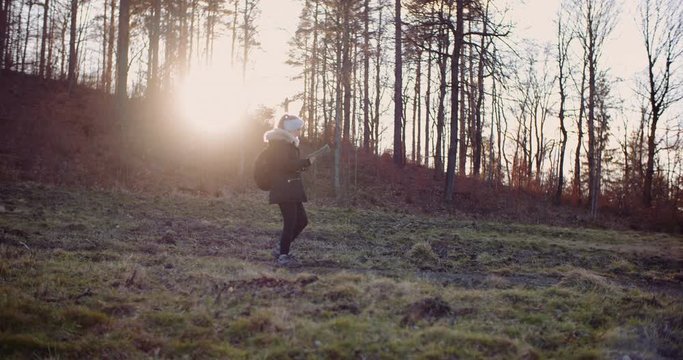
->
[[0, 0, 682, 358], [1, 0, 682, 224]]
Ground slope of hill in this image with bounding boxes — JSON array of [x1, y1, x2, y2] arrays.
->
[[1, 182, 681, 358], [3, 70, 681, 233], [0, 71, 119, 186]]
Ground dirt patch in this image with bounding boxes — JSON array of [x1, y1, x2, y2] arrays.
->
[[101, 303, 137, 317], [416, 270, 560, 290], [217, 275, 319, 301], [230, 276, 294, 289], [401, 297, 452, 325], [158, 230, 177, 245], [0, 226, 31, 247], [326, 302, 361, 315]]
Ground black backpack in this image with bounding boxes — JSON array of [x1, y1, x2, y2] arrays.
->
[[253, 145, 274, 191]]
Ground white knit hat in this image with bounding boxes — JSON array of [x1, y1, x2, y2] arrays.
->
[[280, 114, 304, 132]]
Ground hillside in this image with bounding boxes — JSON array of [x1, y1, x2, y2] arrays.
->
[[1, 182, 681, 358], [1, 71, 680, 233], [0, 71, 681, 358]]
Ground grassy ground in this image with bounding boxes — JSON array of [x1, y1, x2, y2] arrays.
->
[[1, 182, 681, 359]]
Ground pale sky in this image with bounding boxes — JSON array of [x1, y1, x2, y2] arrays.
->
[[197, 0, 678, 148], [173, 0, 680, 177], [248, 0, 657, 115], [244, 0, 304, 110], [511, 0, 647, 105], [179, 0, 304, 129]]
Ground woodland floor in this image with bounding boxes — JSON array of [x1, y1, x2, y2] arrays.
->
[[1, 182, 682, 359]]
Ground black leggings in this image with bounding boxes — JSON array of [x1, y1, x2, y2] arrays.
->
[[278, 202, 308, 255]]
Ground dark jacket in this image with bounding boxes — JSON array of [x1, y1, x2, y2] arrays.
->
[[264, 128, 311, 204]]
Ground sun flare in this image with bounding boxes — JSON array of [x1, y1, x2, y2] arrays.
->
[[175, 67, 248, 135]]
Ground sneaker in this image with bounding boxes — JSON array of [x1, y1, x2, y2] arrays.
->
[[277, 254, 299, 267]]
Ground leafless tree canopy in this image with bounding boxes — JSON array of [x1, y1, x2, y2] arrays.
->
[[0, 0, 681, 213]]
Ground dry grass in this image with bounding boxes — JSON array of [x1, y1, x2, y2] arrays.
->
[[0, 182, 681, 358]]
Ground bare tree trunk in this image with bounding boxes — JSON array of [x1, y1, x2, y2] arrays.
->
[[411, 59, 418, 163], [189, 0, 197, 67], [0, 0, 7, 69], [230, 0, 238, 68], [527, 93, 534, 181], [458, 33, 467, 176], [210, 2, 218, 62], [342, 1, 351, 144], [351, 40, 358, 144], [178, 0, 188, 77], [114, 0, 130, 183], [310, 0, 319, 141], [242, 0, 249, 82], [556, 12, 571, 204], [434, 26, 447, 178], [393, 0, 404, 167], [473, 2, 489, 176], [402, 79, 408, 161], [3, 0, 15, 70], [239, 0, 258, 179], [644, 117, 657, 206], [322, 42, 329, 141], [75, 1, 89, 85], [445, 0, 463, 202], [59, 13, 67, 77], [490, 62, 499, 183], [334, 19, 342, 199], [100, 1, 107, 87], [500, 92, 510, 184], [587, 11, 597, 213], [374, 8, 383, 156], [363, 0, 370, 151], [594, 80, 610, 216], [162, 2, 175, 91], [38, 0, 49, 77], [416, 50, 422, 165], [640, 0, 683, 206], [46, 5, 55, 78], [638, 106, 646, 181], [496, 73, 504, 182], [104, 0, 116, 93], [115, 0, 130, 101], [573, 56, 586, 203], [512, 115, 522, 187], [21, 1, 34, 73], [533, 88, 542, 182], [240, 0, 259, 84], [575, 0, 617, 215], [8, 2, 15, 69], [557, 96, 568, 202], [301, 3, 310, 134], [424, 46, 431, 168], [14, 3, 22, 71], [148, 0, 161, 94], [206, 1, 213, 64], [67, 0, 77, 91]]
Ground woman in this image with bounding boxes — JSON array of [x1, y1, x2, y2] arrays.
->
[[263, 114, 317, 266]]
